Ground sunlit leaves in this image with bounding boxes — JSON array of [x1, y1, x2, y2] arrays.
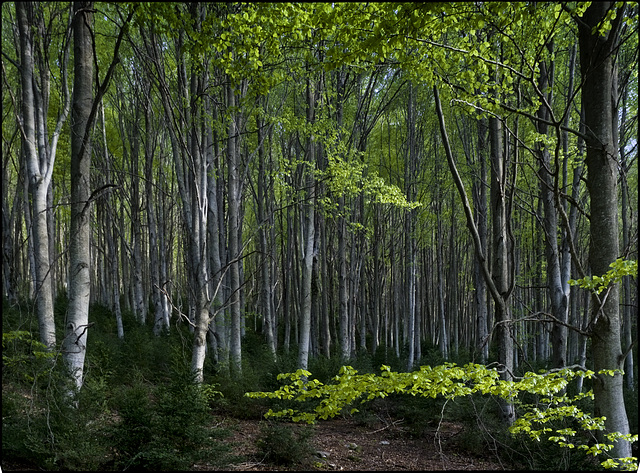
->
[[569, 258, 637, 294], [246, 364, 638, 470]]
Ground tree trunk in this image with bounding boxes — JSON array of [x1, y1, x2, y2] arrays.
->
[[578, 1, 631, 459], [16, 2, 69, 350], [98, 102, 123, 339], [488, 115, 515, 423], [227, 80, 243, 376], [405, 82, 418, 369], [144, 81, 169, 336], [256, 107, 277, 359], [535, 55, 569, 369], [473, 118, 489, 362], [298, 72, 317, 370], [64, 0, 94, 394]]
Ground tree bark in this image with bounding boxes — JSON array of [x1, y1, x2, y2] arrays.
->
[[256, 106, 277, 359], [405, 82, 418, 369], [16, 2, 72, 349], [298, 71, 317, 370], [488, 115, 516, 424], [64, 0, 94, 393], [227, 79, 243, 376], [63, 1, 132, 393], [535, 54, 569, 369], [473, 118, 489, 362], [577, 1, 631, 459]]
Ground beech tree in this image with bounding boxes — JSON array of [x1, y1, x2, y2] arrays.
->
[[13, 2, 72, 349], [63, 1, 133, 393], [577, 1, 632, 460]]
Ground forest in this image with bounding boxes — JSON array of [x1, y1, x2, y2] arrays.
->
[[1, 2, 638, 471]]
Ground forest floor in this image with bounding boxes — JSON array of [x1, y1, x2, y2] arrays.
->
[[1, 402, 509, 472], [208, 415, 509, 471]]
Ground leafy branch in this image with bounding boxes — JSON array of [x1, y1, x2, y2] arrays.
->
[[246, 363, 638, 470]]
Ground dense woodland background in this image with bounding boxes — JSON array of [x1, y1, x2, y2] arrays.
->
[[1, 2, 638, 471]]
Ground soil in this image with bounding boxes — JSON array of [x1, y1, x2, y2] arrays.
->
[[209, 415, 508, 471], [1, 411, 509, 472]]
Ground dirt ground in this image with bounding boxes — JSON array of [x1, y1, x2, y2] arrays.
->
[[211, 415, 508, 471], [1, 413, 508, 471]]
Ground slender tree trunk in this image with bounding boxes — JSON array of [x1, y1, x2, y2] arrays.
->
[[473, 118, 489, 362], [227, 80, 243, 376], [488, 115, 516, 423], [144, 83, 169, 336], [256, 108, 277, 359], [405, 82, 418, 369], [298, 72, 318, 370], [129, 123, 145, 324], [98, 103, 123, 339], [618, 82, 634, 391], [64, 0, 94, 393], [2, 139, 21, 304], [207, 102, 228, 365], [561, 45, 579, 368], [535, 55, 569, 369], [435, 195, 447, 360], [16, 2, 67, 349]]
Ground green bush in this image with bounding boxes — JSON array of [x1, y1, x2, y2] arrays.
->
[[2, 300, 239, 471], [1, 361, 113, 470], [255, 421, 316, 466], [110, 358, 235, 471]]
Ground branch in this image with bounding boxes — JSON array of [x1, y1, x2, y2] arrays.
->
[[77, 5, 137, 178], [619, 340, 637, 367], [433, 85, 502, 306]]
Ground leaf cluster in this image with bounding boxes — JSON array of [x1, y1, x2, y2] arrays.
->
[[569, 258, 638, 294], [246, 363, 638, 470]]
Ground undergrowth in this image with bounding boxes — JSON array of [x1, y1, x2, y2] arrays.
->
[[2, 295, 637, 471]]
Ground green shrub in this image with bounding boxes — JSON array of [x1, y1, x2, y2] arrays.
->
[[2, 364, 113, 470], [255, 421, 316, 466], [110, 358, 235, 471]]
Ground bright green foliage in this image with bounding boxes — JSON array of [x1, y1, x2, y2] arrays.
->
[[246, 363, 638, 470], [569, 259, 637, 294], [324, 153, 421, 210]]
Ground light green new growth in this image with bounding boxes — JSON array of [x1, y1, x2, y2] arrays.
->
[[246, 363, 638, 470], [569, 258, 637, 294]]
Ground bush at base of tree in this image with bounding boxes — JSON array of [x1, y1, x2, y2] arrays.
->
[[2, 299, 239, 471]]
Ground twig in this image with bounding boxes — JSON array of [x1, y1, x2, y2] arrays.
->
[[365, 418, 404, 435]]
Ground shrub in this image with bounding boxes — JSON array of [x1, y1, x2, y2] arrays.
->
[[255, 421, 316, 466], [110, 359, 235, 471]]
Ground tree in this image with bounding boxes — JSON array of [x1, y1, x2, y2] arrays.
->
[[576, 1, 632, 460], [435, 85, 517, 424], [63, 1, 133, 393], [297, 65, 318, 371], [535, 46, 571, 369], [14, 2, 72, 349], [63, 0, 95, 393]]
